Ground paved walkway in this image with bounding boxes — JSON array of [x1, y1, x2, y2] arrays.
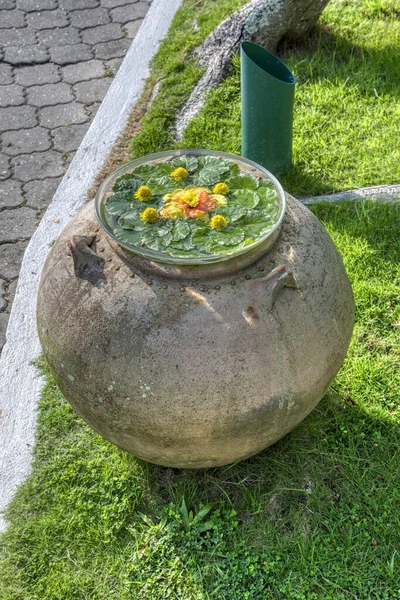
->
[[0, 0, 152, 350]]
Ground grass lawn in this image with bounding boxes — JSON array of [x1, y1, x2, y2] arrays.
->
[[131, 0, 400, 197], [1, 1, 400, 598]]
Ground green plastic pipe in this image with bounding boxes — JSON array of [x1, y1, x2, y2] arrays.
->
[[241, 41, 296, 175]]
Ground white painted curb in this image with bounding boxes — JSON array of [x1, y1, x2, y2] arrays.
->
[[0, 0, 182, 533], [301, 183, 400, 204]]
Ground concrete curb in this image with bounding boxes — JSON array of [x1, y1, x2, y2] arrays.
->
[[0, 0, 182, 534], [301, 183, 400, 204]]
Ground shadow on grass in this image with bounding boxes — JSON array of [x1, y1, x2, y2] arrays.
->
[[141, 390, 399, 521], [279, 22, 400, 100], [310, 198, 400, 266], [279, 165, 334, 197]]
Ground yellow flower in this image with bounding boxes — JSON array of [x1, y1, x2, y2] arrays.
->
[[134, 185, 152, 202], [171, 167, 188, 182], [140, 207, 159, 224], [213, 182, 229, 195], [161, 187, 215, 220], [181, 189, 199, 207], [210, 215, 228, 230]]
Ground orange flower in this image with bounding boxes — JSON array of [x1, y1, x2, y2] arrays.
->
[[161, 187, 227, 220]]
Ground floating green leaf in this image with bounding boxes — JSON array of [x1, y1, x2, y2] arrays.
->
[[113, 174, 143, 193], [256, 185, 279, 208], [197, 156, 230, 173], [196, 167, 224, 186], [226, 173, 259, 191], [106, 155, 280, 259], [216, 206, 247, 223], [195, 156, 231, 186], [232, 189, 260, 209], [191, 225, 211, 247], [131, 164, 157, 179], [146, 175, 176, 195], [113, 226, 143, 245], [119, 211, 141, 229], [209, 228, 245, 246], [242, 222, 273, 238], [171, 155, 198, 172], [105, 191, 132, 216], [141, 228, 165, 251], [168, 247, 202, 258], [172, 220, 190, 242], [206, 238, 247, 255]]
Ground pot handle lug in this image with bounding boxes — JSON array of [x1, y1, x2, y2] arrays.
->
[[250, 264, 298, 312], [67, 234, 105, 284]]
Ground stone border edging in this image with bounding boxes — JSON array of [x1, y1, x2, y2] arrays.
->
[[0, 0, 182, 534], [301, 183, 400, 204]]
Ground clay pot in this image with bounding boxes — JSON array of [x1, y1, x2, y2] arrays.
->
[[37, 153, 354, 468]]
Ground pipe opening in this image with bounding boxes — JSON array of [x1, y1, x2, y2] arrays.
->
[[241, 42, 295, 84]]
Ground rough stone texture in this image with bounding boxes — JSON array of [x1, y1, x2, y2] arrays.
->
[[0, 156, 8, 177], [74, 77, 109, 103], [59, 0, 99, 9], [0, 27, 36, 46], [26, 9, 68, 29], [110, 2, 149, 23], [94, 37, 130, 59], [0, 0, 17, 9], [12, 150, 65, 181], [85, 100, 100, 118], [0, 0, 152, 341], [0, 279, 7, 312], [27, 82, 74, 106], [62, 59, 105, 84], [15, 63, 60, 86], [0, 105, 37, 131], [0, 179, 24, 208], [69, 7, 110, 27], [51, 123, 90, 152], [0, 8, 25, 27], [0, 208, 37, 242], [17, 0, 57, 10], [50, 43, 94, 65], [0, 84, 24, 107], [0, 241, 29, 279], [37, 27, 82, 47], [37, 197, 354, 468], [124, 19, 143, 38], [5, 279, 17, 309], [39, 101, 88, 128], [0, 313, 9, 349], [23, 175, 62, 209], [0, 154, 10, 179], [81, 22, 122, 45], [2, 127, 51, 156], [0, 63, 14, 84], [102, 0, 134, 6], [104, 56, 122, 73], [3, 44, 49, 65]]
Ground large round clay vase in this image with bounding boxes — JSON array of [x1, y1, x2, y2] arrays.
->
[[37, 150, 354, 468]]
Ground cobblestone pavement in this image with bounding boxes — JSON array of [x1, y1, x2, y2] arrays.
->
[[0, 0, 152, 350]]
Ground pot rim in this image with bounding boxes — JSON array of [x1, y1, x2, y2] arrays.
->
[[95, 148, 286, 270]]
